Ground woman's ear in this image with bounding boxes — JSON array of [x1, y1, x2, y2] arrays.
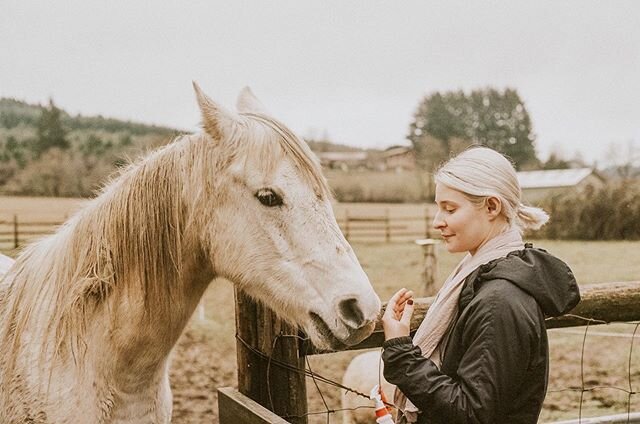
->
[[486, 196, 502, 220]]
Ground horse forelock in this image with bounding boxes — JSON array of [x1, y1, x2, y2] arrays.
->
[[238, 113, 331, 200]]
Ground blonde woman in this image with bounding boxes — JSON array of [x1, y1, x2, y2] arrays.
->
[[381, 147, 580, 424]]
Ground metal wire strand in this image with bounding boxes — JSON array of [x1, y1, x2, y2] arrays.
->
[[235, 314, 640, 422]]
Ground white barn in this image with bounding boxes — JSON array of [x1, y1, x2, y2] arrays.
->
[[517, 168, 605, 204]]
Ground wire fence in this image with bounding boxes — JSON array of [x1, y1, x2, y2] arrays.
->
[[235, 313, 640, 424]]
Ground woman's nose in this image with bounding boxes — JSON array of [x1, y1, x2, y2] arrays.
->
[[432, 211, 445, 230]]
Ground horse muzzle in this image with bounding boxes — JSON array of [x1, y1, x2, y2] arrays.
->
[[308, 304, 378, 351]]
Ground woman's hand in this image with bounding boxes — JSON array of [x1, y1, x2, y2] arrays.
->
[[381, 288, 415, 341]]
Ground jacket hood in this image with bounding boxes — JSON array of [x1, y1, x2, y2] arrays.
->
[[477, 246, 580, 317]]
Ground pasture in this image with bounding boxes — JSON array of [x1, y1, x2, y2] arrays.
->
[[1, 196, 639, 422]]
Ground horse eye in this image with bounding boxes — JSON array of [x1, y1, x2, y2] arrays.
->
[[256, 189, 283, 207]]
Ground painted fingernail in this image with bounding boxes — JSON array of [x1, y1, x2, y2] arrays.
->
[[407, 299, 414, 305]]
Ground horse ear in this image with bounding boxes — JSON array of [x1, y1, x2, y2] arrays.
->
[[192, 81, 236, 140], [236, 86, 270, 115]]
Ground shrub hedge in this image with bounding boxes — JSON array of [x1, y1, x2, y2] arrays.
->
[[536, 182, 640, 240]]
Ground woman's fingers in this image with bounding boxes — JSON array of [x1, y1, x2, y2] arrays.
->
[[400, 299, 415, 326], [382, 292, 415, 340], [383, 288, 408, 319], [398, 290, 414, 305], [385, 289, 414, 320], [394, 291, 414, 314]]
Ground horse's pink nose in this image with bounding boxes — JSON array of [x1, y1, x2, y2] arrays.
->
[[337, 298, 366, 329]]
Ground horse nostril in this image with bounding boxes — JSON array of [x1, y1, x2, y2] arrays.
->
[[338, 298, 365, 329]]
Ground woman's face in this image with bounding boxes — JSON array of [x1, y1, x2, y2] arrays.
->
[[433, 184, 500, 255]]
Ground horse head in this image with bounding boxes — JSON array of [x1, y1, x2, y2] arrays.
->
[[190, 83, 381, 350]]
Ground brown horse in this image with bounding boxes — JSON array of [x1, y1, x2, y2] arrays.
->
[[0, 84, 381, 423]]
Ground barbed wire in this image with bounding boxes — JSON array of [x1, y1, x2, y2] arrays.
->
[[236, 314, 640, 423]]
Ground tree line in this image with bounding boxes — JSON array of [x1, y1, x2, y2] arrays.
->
[[0, 98, 178, 197]]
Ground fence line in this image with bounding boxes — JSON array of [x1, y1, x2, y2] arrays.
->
[[547, 412, 640, 423], [0, 215, 65, 249], [224, 281, 640, 424], [1, 209, 434, 250], [233, 314, 640, 424], [230, 315, 640, 423], [336, 207, 432, 242]]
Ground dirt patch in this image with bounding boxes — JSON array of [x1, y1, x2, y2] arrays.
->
[[170, 327, 237, 424]]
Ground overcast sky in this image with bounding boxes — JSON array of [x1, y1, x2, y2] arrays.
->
[[1, 1, 639, 165]]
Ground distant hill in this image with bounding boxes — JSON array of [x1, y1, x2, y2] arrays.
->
[[0, 98, 178, 137], [0, 98, 368, 197], [0, 98, 182, 197]]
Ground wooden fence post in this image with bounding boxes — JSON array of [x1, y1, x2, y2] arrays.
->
[[13, 215, 18, 249], [234, 289, 308, 424], [415, 239, 439, 297], [385, 208, 390, 243], [424, 207, 431, 239]]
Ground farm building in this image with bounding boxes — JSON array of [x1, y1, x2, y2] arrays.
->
[[314, 146, 417, 172], [315, 151, 368, 171], [381, 145, 416, 172], [517, 167, 605, 204]]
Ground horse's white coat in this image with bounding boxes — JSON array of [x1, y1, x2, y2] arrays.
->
[[0, 253, 12, 277], [0, 85, 381, 423]]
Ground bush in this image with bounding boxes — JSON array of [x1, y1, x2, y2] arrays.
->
[[326, 170, 427, 203], [537, 182, 640, 240], [2, 147, 122, 197]]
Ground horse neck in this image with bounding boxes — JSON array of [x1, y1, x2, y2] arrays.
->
[[76, 139, 216, 389], [0, 136, 221, 420], [24, 138, 214, 390]]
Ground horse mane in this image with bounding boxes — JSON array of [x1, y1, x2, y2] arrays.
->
[[0, 112, 330, 385], [0, 138, 189, 379]]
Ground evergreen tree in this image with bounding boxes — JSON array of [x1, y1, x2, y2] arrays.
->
[[408, 88, 538, 170], [542, 152, 571, 170], [35, 98, 69, 156]]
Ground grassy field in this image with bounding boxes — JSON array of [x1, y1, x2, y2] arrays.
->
[[325, 169, 427, 203], [1, 196, 639, 422]]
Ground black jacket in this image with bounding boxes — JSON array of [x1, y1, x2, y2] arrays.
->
[[382, 246, 580, 424]]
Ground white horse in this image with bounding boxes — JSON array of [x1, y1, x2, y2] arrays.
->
[[0, 253, 11, 276], [341, 350, 395, 424], [0, 84, 381, 423]]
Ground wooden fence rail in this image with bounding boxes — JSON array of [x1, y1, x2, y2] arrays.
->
[[0, 215, 64, 249], [0, 209, 433, 250], [218, 388, 289, 424], [222, 280, 640, 423], [337, 208, 432, 242]]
